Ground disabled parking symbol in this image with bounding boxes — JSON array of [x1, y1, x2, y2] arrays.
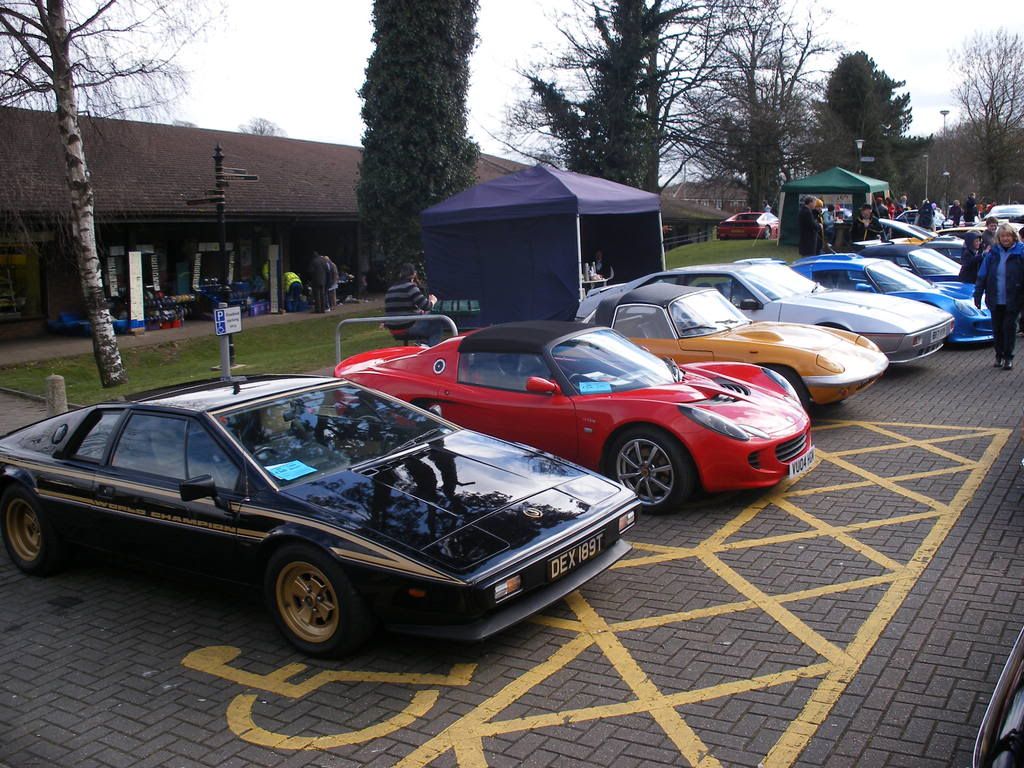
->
[[182, 645, 475, 750]]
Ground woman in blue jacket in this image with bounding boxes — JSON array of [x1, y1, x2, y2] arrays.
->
[[975, 223, 1024, 369]]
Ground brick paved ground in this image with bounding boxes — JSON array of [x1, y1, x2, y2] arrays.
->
[[1, 342, 1022, 767]]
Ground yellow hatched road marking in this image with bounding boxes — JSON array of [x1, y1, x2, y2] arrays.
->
[[181, 420, 1010, 766]]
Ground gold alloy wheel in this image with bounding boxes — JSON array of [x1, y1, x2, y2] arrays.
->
[[274, 560, 340, 644], [4, 498, 42, 563]]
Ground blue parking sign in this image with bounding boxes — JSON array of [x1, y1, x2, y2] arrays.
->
[[213, 306, 242, 336]]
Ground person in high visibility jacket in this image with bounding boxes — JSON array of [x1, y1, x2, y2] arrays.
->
[[284, 271, 303, 312]]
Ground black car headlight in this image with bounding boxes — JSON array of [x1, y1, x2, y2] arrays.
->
[[679, 405, 750, 441]]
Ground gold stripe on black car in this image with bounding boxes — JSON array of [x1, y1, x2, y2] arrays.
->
[[240, 504, 465, 585]]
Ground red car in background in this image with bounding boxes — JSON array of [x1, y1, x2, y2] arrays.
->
[[718, 211, 780, 240], [336, 322, 814, 514]]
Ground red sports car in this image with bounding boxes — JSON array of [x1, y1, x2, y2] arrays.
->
[[335, 322, 813, 513], [718, 211, 780, 240]]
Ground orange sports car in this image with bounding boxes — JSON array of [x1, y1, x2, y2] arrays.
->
[[592, 282, 888, 407]]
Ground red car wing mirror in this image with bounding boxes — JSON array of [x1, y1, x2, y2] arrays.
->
[[525, 376, 561, 395]]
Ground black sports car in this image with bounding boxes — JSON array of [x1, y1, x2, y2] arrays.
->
[[856, 242, 965, 276], [0, 376, 637, 656]]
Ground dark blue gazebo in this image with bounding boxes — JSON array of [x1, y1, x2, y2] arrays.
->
[[421, 165, 664, 326]]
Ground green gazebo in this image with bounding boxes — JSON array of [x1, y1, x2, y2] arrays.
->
[[778, 167, 889, 247]]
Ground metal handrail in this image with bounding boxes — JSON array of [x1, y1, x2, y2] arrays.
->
[[335, 314, 458, 365]]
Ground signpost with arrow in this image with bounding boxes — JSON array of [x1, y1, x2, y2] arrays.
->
[[186, 144, 258, 370]]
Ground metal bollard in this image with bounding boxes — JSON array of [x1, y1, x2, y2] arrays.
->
[[45, 374, 68, 416]]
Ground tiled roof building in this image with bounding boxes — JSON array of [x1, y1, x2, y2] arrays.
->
[[0, 106, 523, 338]]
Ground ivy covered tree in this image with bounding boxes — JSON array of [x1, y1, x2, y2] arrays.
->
[[358, 0, 479, 277]]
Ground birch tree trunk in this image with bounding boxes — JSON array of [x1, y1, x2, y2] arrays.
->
[[47, 0, 126, 387]]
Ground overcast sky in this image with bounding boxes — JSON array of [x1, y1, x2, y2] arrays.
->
[[173, 0, 1024, 158]]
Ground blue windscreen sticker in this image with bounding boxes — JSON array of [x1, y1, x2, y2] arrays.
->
[[578, 381, 612, 394], [266, 460, 317, 480]]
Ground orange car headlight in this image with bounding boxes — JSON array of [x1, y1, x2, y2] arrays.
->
[[815, 355, 844, 374]]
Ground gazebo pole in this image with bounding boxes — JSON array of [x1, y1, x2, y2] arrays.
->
[[658, 211, 666, 268], [778, 192, 786, 246], [576, 214, 584, 300]]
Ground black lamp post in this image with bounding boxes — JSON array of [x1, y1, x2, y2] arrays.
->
[[855, 139, 864, 175], [924, 154, 929, 201], [940, 109, 950, 211]]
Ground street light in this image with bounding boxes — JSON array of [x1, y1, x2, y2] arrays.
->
[[940, 109, 950, 210], [855, 138, 864, 174], [924, 153, 929, 201]]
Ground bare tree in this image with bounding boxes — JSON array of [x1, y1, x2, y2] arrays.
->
[[701, 0, 829, 208], [951, 29, 1024, 201], [239, 116, 286, 137], [0, 1, 213, 387]]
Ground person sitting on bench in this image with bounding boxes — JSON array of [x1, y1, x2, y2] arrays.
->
[[384, 262, 441, 346]]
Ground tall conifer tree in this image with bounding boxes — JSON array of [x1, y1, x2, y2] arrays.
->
[[358, 0, 480, 276]]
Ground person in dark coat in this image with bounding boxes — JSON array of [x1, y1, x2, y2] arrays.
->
[[797, 196, 819, 257], [850, 204, 882, 242], [915, 200, 935, 230], [812, 199, 828, 254], [308, 250, 328, 313], [948, 199, 963, 227], [958, 231, 984, 284], [873, 195, 889, 221], [974, 223, 1024, 369], [963, 193, 978, 224]]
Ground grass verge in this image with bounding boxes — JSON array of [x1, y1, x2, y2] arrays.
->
[[4, 238, 801, 405], [666, 237, 799, 267], [0, 310, 398, 405]]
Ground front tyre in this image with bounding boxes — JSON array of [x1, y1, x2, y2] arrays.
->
[[0, 485, 65, 576], [265, 544, 374, 657], [607, 427, 696, 514]]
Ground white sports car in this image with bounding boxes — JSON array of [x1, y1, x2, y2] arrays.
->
[[576, 259, 955, 364]]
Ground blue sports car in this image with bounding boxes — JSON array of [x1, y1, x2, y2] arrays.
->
[[792, 254, 992, 344]]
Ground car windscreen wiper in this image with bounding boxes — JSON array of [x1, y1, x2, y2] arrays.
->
[[389, 427, 448, 456]]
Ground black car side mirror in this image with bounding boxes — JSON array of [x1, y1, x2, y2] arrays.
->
[[180, 474, 217, 502], [738, 298, 762, 311]]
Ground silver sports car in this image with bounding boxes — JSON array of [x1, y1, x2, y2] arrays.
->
[[576, 259, 955, 363]]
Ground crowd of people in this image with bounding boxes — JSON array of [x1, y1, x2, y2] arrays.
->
[[797, 191, 1024, 371], [271, 251, 359, 313], [796, 191, 1018, 259]]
